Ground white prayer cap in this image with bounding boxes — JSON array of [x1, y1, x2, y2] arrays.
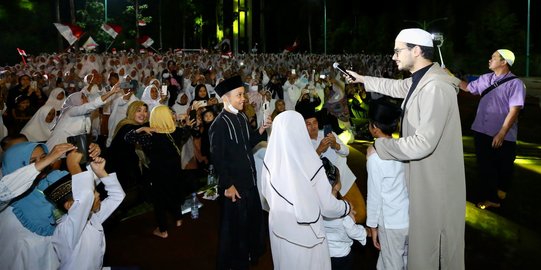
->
[[497, 49, 515, 66], [395, 28, 434, 47]]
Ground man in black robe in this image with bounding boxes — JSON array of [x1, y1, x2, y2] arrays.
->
[[210, 75, 271, 269]]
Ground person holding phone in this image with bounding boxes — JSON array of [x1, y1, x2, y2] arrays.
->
[[141, 79, 166, 113], [297, 106, 367, 224], [6, 75, 46, 121]]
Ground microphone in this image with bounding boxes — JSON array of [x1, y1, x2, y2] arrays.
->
[[332, 62, 356, 81]]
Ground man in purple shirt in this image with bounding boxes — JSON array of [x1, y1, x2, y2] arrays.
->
[[459, 49, 526, 209]]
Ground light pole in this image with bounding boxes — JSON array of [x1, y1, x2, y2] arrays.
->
[[404, 17, 448, 30], [323, 0, 327, 54], [526, 0, 530, 77], [104, 0, 107, 22]]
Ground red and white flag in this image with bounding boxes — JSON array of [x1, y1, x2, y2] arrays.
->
[[17, 48, 27, 56], [138, 35, 154, 48], [82, 36, 98, 51], [54, 23, 84, 45], [101, 23, 122, 39], [138, 20, 147, 26]]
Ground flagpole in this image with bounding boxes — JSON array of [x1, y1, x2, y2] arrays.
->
[[148, 46, 159, 53], [105, 39, 116, 52]]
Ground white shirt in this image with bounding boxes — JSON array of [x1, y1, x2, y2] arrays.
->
[[366, 152, 409, 229], [323, 215, 367, 257], [52, 172, 125, 270], [311, 130, 356, 195]]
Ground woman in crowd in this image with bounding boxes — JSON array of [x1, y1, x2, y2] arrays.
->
[[106, 101, 149, 208], [44, 87, 66, 113], [8, 95, 33, 135], [45, 84, 121, 151], [126, 105, 195, 238], [271, 99, 286, 120], [261, 111, 353, 269], [20, 105, 56, 142], [141, 78, 166, 113]]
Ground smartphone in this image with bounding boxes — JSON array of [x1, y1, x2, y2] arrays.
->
[[262, 102, 270, 122], [67, 134, 90, 165], [210, 93, 216, 98], [30, 81, 37, 88], [161, 85, 168, 96], [189, 109, 197, 121], [119, 81, 131, 89], [319, 74, 326, 79], [323, 124, 333, 137], [291, 69, 296, 75]]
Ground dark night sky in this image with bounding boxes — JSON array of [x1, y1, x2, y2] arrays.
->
[[0, 0, 538, 74]]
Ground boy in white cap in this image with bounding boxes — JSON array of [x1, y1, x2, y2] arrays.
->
[[458, 49, 525, 210], [345, 28, 466, 269]]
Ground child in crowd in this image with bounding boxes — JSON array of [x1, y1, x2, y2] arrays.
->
[[366, 99, 409, 270], [44, 151, 125, 270], [323, 169, 368, 270]]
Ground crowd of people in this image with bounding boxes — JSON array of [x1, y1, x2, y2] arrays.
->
[[0, 26, 525, 270]]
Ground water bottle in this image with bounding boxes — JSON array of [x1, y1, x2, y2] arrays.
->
[[207, 165, 215, 185], [191, 192, 199, 219]]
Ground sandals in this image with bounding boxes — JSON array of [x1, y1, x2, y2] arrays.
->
[[476, 200, 501, 210]]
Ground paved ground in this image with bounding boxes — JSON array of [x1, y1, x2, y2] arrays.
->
[[103, 77, 541, 269]]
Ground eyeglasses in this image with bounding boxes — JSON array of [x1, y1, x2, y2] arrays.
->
[[393, 48, 410, 56]]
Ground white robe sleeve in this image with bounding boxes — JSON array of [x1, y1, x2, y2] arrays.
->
[[94, 173, 125, 223], [59, 171, 95, 249], [342, 215, 367, 245], [366, 155, 384, 228], [0, 164, 40, 210]]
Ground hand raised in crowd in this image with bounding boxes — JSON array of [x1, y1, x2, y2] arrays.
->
[[326, 133, 340, 150], [90, 156, 108, 178], [224, 185, 241, 202], [316, 137, 333, 155], [345, 70, 364, 84], [258, 116, 272, 134], [66, 149, 83, 175], [88, 143, 101, 160], [35, 143, 76, 171]]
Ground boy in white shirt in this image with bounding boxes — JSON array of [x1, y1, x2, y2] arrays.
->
[[366, 99, 409, 270], [44, 151, 125, 270], [323, 169, 368, 270]]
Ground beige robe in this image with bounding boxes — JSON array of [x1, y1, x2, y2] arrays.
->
[[364, 63, 466, 270]]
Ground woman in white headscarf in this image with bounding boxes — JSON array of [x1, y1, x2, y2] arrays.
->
[[141, 78, 166, 113], [46, 86, 121, 150], [261, 111, 352, 270], [20, 105, 56, 142], [44, 87, 66, 112]]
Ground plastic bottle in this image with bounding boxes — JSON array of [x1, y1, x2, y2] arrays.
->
[[207, 165, 215, 185], [191, 192, 199, 219]]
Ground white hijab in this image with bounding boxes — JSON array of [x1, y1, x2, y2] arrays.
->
[[141, 80, 161, 113], [45, 87, 66, 112], [262, 111, 323, 224], [20, 105, 55, 142]]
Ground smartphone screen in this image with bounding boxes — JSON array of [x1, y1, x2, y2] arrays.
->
[[161, 85, 168, 96]]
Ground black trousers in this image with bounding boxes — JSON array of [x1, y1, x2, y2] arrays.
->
[[331, 251, 353, 270], [474, 131, 517, 202]]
